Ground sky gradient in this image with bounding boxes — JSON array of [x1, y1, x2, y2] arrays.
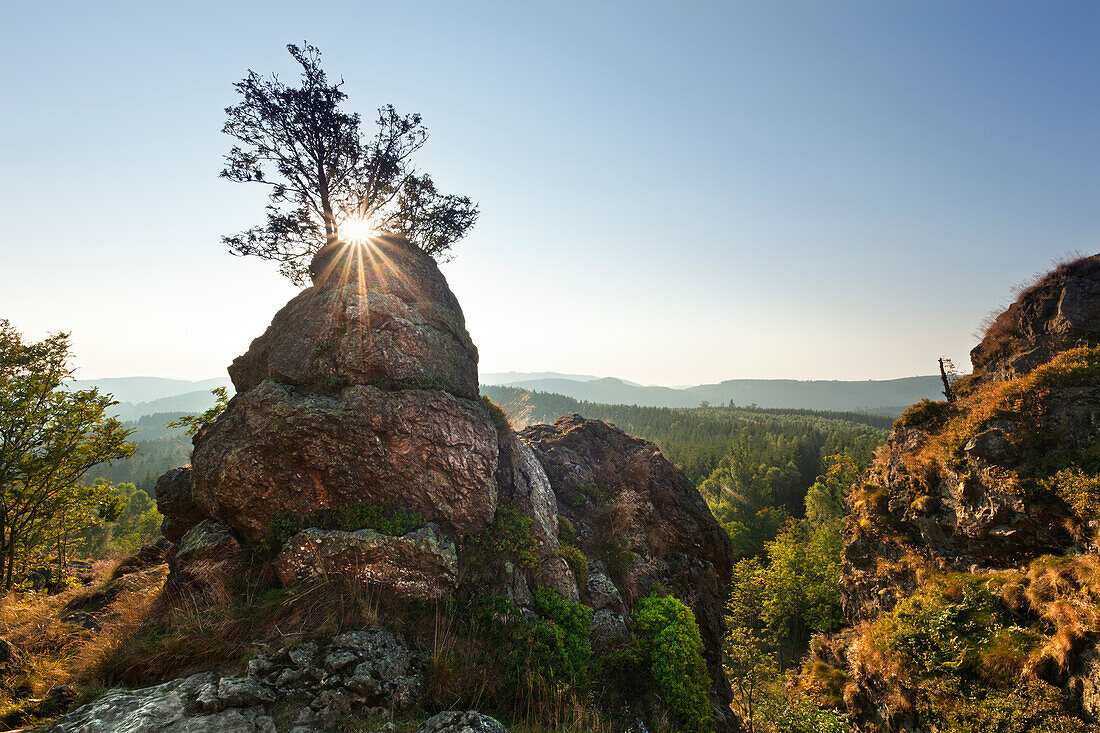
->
[[2, 1, 1097, 385]]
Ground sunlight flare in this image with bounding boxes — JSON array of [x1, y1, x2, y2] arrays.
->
[[339, 216, 377, 244]]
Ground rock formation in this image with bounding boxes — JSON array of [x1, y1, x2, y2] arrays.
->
[[145, 235, 735, 731], [520, 415, 735, 717], [805, 254, 1100, 731]]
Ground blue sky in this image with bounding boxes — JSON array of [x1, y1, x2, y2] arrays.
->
[[1, 1, 1097, 384]]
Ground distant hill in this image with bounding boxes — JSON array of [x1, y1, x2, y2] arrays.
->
[[71, 376, 231, 404], [481, 375, 942, 415], [77, 371, 942, 424], [112, 389, 229, 422]]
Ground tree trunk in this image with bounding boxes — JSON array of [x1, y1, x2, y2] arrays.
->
[[939, 358, 957, 403]]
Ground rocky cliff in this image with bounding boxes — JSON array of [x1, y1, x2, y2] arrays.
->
[[46, 236, 735, 732], [802, 254, 1100, 732]]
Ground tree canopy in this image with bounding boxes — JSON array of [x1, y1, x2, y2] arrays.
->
[[0, 320, 135, 588], [221, 43, 478, 283]]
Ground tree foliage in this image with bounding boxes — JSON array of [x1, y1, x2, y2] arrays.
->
[[0, 320, 136, 587], [221, 42, 478, 283]]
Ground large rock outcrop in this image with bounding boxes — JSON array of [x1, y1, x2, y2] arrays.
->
[[157, 237, 498, 593], [809, 254, 1100, 732], [149, 235, 737, 731], [520, 415, 736, 725], [971, 254, 1100, 382], [230, 235, 480, 399]]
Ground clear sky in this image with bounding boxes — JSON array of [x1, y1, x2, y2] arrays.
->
[[2, 1, 1097, 386]]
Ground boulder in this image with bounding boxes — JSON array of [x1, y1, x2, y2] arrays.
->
[[192, 382, 497, 544], [520, 415, 734, 718], [230, 236, 479, 400], [274, 524, 458, 601], [154, 466, 202, 543], [173, 519, 242, 587], [415, 711, 509, 733]]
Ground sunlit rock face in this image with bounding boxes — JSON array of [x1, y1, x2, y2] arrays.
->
[[971, 254, 1100, 382], [229, 235, 480, 400], [191, 381, 498, 544], [182, 235, 498, 561]]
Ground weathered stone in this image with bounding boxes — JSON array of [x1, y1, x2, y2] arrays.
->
[[520, 415, 734, 722], [589, 609, 629, 649], [963, 428, 1016, 464], [173, 519, 242, 586], [111, 537, 170, 579], [191, 382, 498, 544], [155, 466, 203, 543], [274, 523, 457, 601], [497, 431, 558, 550], [337, 629, 424, 706], [584, 561, 622, 611], [230, 236, 479, 400], [415, 710, 510, 733], [34, 672, 277, 733], [216, 677, 275, 709]]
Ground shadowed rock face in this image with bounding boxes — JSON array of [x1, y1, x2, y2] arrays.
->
[[971, 254, 1100, 382], [154, 467, 201, 544], [520, 414, 735, 721], [191, 382, 498, 544], [230, 236, 479, 399]]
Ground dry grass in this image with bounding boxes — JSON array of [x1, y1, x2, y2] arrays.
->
[[997, 554, 1100, 674], [0, 559, 164, 726]]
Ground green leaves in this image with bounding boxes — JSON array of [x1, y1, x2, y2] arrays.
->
[[0, 320, 137, 586], [633, 594, 715, 733], [166, 387, 229, 437]]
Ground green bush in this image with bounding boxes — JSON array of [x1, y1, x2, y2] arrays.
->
[[878, 574, 1008, 678], [895, 398, 950, 429], [467, 587, 592, 692], [481, 396, 511, 432], [463, 506, 540, 571], [916, 676, 1095, 733], [558, 543, 589, 587], [632, 595, 715, 733]]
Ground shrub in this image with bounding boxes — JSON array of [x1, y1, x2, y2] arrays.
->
[[895, 399, 951, 429], [632, 595, 714, 733], [1041, 468, 1100, 520], [557, 544, 589, 587], [879, 574, 1007, 678], [481, 396, 511, 433], [463, 507, 540, 571]]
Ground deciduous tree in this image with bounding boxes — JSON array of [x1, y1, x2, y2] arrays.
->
[[0, 320, 135, 588], [221, 43, 478, 283]]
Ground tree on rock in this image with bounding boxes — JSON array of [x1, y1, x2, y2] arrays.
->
[[221, 42, 479, 283]]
